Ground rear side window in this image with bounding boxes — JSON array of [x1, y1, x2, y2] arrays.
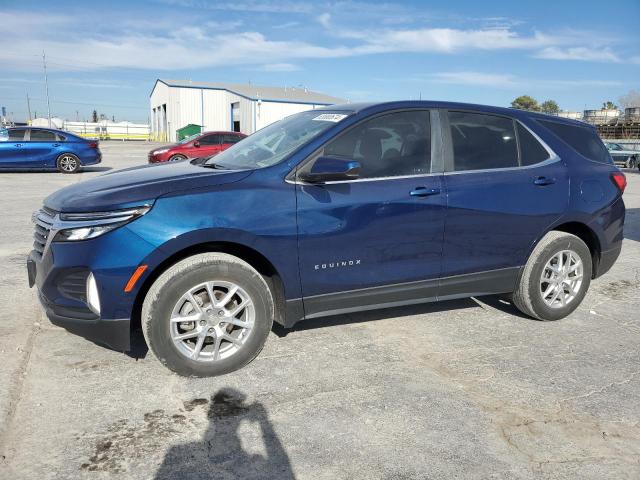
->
[[517, 123, 550, 166], [449, 112, 518, 171], [29, 129, 56, 141], [539, 120, 611, 164]]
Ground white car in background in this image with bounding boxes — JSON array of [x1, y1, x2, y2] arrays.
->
[[606, 142, 639, 169]]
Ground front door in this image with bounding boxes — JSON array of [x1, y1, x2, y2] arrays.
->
[[197, 134, 223, 157], [0, 128, 29, 167], [440, 110, 568, 291], [295, 110, 446, 318]]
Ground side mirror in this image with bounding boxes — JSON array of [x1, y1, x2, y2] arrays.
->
[[298, 156, 361, 183], [193, 140, 200, 147]]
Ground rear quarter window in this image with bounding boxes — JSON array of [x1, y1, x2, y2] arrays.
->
[[539, 120, 611, 164]]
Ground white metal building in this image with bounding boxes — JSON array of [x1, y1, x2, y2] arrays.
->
[[150, 79, 346, 141]]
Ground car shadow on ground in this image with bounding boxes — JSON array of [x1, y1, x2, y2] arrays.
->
[[623, 208, 640, 242], [81, 166, 113, 173], [154, 388, 295, 480]]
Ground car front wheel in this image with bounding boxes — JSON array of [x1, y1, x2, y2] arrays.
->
[[168, 154, 186, 162], [512, 231, 592, 321], [141, 253, 274, 377]]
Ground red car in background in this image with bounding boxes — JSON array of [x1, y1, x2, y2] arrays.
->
[[148, 131, 246, 163]]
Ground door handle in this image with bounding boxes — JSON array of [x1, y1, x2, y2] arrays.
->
[[14, 143, 22, 147], [53, 143, 60, 147], [533, 176, 555, 186], [410, 187, 440, 197]]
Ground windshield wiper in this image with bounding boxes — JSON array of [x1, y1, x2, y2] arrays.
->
[[199, 162, 231, 170]]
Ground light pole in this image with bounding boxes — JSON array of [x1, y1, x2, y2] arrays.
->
[[42, 50, 52, 128]]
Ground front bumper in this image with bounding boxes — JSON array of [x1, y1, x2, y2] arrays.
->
[[27, 222, 159, 352]]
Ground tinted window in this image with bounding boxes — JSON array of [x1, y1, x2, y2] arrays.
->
[[449, 112, 518, 171], [8, 129, 27, 141], [323, 110, 431, 179], [29, 129, 56, 141], [539, 120, 611, 164], [222, 134, 243, 144], [199, 134, 220, 145], [517, 123, 550, 166]]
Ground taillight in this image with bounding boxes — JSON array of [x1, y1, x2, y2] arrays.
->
[[611, 172, 627, 193], [88, 142, 98, 148]]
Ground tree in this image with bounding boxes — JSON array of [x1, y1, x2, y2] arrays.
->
[[91, 110, 98, 123], [540, 100, 560, 114], [602, 101, 617, 110], [511, 95, 540, 111], [619, 89, 640, 109]]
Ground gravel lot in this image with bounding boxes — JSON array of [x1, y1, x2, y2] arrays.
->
[[1, 141, 639, 479]]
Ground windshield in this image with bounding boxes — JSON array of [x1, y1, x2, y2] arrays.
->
[[206, 110, 351, 170], [178, 133, 201, 145]]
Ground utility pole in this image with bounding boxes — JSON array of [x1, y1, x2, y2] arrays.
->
[[76, 110, 79, 121], [42, 50, 52, 128], [26, 93, 32, 123]]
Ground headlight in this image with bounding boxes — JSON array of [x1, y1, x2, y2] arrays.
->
[[153, 148, 169, 154], [53, 205, 151, 242]]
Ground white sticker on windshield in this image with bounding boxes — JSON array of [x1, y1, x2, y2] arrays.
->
[[312, 113, 348, 122]]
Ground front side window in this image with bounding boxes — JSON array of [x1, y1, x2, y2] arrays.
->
[[208, 110, 351, 170], [450, 112, 518, 171], [29, 129, 57, 142], [222, 134, 243, 144], [6, 128, 27, 141], [199, 134, 220, 146], [323, 110, 431, 179]]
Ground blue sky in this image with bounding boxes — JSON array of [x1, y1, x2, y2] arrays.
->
[[1, 0, 639, 123]]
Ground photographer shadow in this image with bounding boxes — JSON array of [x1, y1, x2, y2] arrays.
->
[[155, 388, 295, 480]]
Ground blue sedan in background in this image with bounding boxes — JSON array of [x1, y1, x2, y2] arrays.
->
[[0, 127, 101, 173]]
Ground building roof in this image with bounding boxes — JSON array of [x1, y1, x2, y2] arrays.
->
[[155, 79, 346, 105]]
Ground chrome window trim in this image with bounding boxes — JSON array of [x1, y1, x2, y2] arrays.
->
[[287, 171, 441, 185]]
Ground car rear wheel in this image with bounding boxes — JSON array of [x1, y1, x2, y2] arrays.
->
[[57, 153, 81, 173], [168, 154, 186, 162], [512, 231, 592, 321], [141, 253, 274, 377]]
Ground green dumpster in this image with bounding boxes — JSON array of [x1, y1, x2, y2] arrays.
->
[[176, 124, 202, 141]]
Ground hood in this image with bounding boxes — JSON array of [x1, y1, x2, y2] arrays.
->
[[44, 161, 252, 212], [152, 144, 179, 152]]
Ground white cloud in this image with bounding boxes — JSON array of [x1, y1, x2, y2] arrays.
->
[[535, 46, 620, 62], [428, 71, 518, 87], [260, 63, 300, 72], [423, 71, 622, 89], [317, 13, 331, 28]]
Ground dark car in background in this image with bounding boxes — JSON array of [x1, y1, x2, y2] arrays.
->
[[0, 127, 101, 173], [29, 101, 625, 377], [605, 142, 638, 169], [148, 131, 246, 163]]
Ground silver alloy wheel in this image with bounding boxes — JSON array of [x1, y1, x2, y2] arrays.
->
[[170, 281, 255, 362], [59, 155, 78, 172], [539, 250, 584, 309]]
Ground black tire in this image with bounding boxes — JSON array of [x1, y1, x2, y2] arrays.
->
[[168, 154, 186, 162], [513, 231, 592, 321], [141, 253, 274, 377], [56, 153, 81, 173]]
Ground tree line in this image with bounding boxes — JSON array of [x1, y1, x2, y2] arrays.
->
[[510, 90, 640, 114]]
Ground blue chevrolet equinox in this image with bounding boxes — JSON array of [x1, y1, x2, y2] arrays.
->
[[28, 102, 626, 376]]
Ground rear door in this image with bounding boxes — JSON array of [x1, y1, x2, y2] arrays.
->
[[440, 110, 568, 292], [295, 109, 446, 317], [23, 129, 59, 167], [0, 128, 29, 167]]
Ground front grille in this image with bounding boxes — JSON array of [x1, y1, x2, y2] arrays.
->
[[58, 269, 88, 302], [32, 207, 56, 257]]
